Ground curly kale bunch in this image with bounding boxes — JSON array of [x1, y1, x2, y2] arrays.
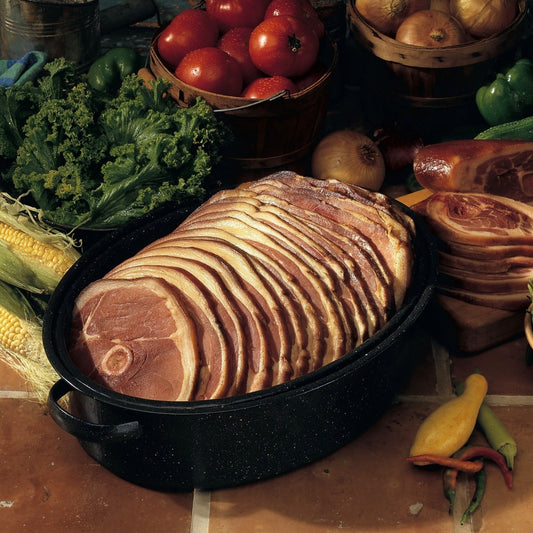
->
[[1, 59, 231, 229]]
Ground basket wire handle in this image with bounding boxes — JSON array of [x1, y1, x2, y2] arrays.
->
[[213, 91, 288, 113]]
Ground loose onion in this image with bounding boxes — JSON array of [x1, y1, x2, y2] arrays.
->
[[449, 0, 517, 38], [373, 126, 425, 172], [355, 0, 431, 36], [395, 9, 468, 46], [311, 130, 386, 190]]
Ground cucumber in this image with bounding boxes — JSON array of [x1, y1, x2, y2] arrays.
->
[[475, 115, 533, 140]]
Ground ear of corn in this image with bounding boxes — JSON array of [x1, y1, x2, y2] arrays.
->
[[0, 241, 44, 293], [0, 193, 79, 403], [0, 192, 81, 294], [0, 280, 57, 404]]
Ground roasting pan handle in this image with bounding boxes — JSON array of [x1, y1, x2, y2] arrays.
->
[[48, 379, 142, 443]]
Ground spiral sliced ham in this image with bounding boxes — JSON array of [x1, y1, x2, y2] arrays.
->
[[69, 173, 416, 401]]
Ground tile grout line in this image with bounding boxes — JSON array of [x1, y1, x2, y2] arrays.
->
[[431, 338, 474, 533], [190, 489, 211, 533], [0, 390, 35, 399], [431, 337, 455, 399], [397, 393, 533, 406]]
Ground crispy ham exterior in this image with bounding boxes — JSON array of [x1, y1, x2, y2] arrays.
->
[[412, 191, 533, 311], [69, 172, 416, 402], [413, 140, 533, 204]]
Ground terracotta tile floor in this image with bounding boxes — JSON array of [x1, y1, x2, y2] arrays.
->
[[1, 322, 531, 533]]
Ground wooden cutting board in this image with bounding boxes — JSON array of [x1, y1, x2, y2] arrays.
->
[[398, 189, 525, 354]]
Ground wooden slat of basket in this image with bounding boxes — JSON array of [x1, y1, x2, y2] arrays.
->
[[347, 0, 526, 68]]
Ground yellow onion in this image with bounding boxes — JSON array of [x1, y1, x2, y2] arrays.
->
[[449, 0, 517, 38], [355, 0, 431, 36], [395, 9, 468, 46], [430, 0, 450, 12], [311, 130, 386, 190]]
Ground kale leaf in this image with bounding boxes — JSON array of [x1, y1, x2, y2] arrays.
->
[[2, 60, 231, 229]]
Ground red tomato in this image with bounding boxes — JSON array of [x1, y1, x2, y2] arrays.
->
[[217, 27, 262, 85], [156, 9, 220, 69], [249, 16, 319, 78], [242, 75, 297, 98], [205, 0, 270, 33], [264, 0, 325, 39], [175, 47, 243, 96]]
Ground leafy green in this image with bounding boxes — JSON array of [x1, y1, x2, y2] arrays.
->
[[1, 60, 231, 229], [0, 58, 78, 167], [0, 84, 39, 163]]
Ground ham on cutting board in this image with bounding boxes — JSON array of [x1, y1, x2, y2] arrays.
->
[[400, 188, 529, 353], [401, 138, 533, 353], [69, 172, 417, 402]]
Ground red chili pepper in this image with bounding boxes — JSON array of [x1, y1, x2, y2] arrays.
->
[[445, 445, 513, 491], [406, 454, 484, 473]]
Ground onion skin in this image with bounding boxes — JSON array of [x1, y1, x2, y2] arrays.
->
[[395, 9, 468, 47], [355, 0, 431, 36], [430, 0, 450, 12], [450, 0, 517, 38], [373, 127, 425, 172], [310, 130, 386, 190]]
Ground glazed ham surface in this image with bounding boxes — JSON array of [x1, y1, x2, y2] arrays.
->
[[412, 191, 533, 311], [69, 172, 416, 402], [413, 140, 533, 204]]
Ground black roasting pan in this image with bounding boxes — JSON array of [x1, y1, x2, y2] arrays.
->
[[43, 200, 438, 492]]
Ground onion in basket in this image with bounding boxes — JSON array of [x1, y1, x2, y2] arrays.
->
[[395, 9, 468, 47], [449, 0, 517, 38], [355, 0, 430, 36], [310, 129, 386, 190]]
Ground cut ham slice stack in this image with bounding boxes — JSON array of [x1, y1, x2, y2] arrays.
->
[[412, 191, 533, 311], [68, 172, 416, 402]]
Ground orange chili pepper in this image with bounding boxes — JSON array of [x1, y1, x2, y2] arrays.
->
[[406, 454, 484, 473]]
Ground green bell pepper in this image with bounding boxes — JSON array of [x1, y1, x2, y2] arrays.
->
[[475, 58, 533, 127], [87, 47, 143, 92]]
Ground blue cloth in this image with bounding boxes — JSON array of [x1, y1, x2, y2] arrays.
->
[[0, 51, 48, 88]]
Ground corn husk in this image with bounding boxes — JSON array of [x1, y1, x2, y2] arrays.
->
[[0, 281, 58, 404], [0, 193, 80, 404]]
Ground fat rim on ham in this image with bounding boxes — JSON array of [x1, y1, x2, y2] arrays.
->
[[69, 172, 416, 402]]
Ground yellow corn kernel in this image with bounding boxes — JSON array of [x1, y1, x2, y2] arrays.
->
[[0, 221, 76, 276], [0, 305, 38, 357]]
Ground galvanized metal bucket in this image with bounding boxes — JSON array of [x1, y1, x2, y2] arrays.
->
[[0, 0, 101, 70]]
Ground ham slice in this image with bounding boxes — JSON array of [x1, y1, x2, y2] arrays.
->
[[413, 192, 533, 246], [199, 188, 387, 335], [412, 191, 533, 311], [108, 262, 243, 400], [69, 277, 199, 401], [245, 175, 414, 309], [438, 287, 530, 311], [443, 241, 533, 261], [439, 264, 533, 294], [69, 173, 416, 401], [414, 140, 533, 204], [109, 254, 272, 396], [179, 207, 355, 363], [439, 250, 533, 274]]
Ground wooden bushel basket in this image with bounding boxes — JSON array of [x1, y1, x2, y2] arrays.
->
[[150, 30, 338, 181], [347, 0, 527, 123]]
